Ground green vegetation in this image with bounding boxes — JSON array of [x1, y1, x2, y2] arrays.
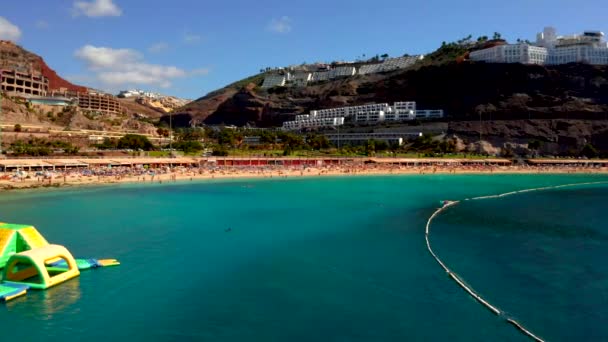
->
[[9, 138, 79, 156], [173, 140, 204, 154], [581, 143, 599, 158], [117, 134, 154, 151], [227, 73, 267, 90], [95, 138, 119, 150], [13, 124, 22, 132]]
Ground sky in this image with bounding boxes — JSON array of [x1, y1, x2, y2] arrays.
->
[[0, 0, 606, 99]]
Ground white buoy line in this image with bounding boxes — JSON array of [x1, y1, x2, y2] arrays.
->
[[425, 180, 608, 342]]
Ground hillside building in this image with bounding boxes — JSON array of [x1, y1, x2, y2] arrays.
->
[[75, 93, 121, 114], [471, 27, 608, 66], [282, 117, 344, 130], [261, 74, 287, 89], [0, 69, 49, 96], [283, 101, 443, 130], [311, 71, 330, 82], [328, 66, 356, 79], [118, 89, 161, 99], [358, 56, 424, 75], [469, 44, 548, 65], [293, 72, 312, 87], [262, 55, 423, 89]]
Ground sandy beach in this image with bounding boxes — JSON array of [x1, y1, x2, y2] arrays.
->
[[1, 160, 607, 191]]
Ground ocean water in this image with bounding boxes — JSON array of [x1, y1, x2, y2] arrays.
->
[[0, 174, 606, 341]]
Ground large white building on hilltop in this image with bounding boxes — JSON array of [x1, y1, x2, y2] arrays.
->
[[469, 44, 548, 65], [282, 101, 443, 130], [470, 27, 608, 66]]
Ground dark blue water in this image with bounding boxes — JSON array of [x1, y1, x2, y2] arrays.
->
[[0, 174, 606, 341], [432, 184, 608, 342]]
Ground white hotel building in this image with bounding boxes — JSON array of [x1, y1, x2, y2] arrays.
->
[[469, 44, 548, 65], [282, 117, 345, 130], [470, 27, 608, 66], [282, 101, 444, 130]]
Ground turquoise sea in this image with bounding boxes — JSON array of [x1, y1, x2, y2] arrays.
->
[[0, 174, 607, 341]]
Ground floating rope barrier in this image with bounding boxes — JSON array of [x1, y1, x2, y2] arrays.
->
[[425, 181, 608, 342]]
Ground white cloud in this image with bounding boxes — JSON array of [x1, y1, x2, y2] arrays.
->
[[75, 45, 141, 69], [74, 45, 205, 89], [35, 20, 49, 29], [72, 0, 122, 17], [267, 16, 292, 34], [183, 33, 201, 44], [0, 17, 22, 41], [148, 42, 169, 53]]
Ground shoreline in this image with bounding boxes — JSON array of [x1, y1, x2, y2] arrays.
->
[[2, 166, 608, 192]]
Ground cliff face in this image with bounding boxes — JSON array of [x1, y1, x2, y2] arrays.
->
[[37, 57, 87, 93], [448, 119, 608, 155], [176, 62, 608, 127]]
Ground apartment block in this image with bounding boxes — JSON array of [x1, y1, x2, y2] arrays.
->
[[0, 69, 49, 96], [282, 117, 345, 130], [76, 93, 122, 114]]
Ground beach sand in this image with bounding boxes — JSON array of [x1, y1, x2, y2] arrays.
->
[[2, 163, 607, 191]]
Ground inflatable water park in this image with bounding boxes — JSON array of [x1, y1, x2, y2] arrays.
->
[[0, 222, 119, 302]]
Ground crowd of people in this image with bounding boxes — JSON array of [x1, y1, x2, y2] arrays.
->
[[0, 161, 606, 190]]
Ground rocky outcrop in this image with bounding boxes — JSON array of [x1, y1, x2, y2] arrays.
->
[[176, 62, 608, 128], [448, 119, 608, 156]]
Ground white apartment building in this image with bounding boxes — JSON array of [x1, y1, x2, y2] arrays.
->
[[294, 114, 311, 121], [261, 74, 287, 89], [379, 56, 424, 72], [344, 103, 390, 117], [393, 101, 416, 120], [282, 117, 345, 130], [328, 66, 357, 79], [469, 44, 548, 65], [296, 102, 441, 126], [358, 56, 424, 75], [293, 72, 312, 87], [356, 109, 387, 122], [358, 64, 383, 75], [547, 45, 608, 65], [471, 27, 608, 66], [310, 108, 348, 119], [311, 71, 330, 82], [536, 27, 558, 48]]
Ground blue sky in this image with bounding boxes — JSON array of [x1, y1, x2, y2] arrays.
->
[[0, 0, 606, 99]]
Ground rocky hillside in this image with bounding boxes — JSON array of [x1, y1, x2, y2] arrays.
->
[[173, 61, 608, 128], [448, 119, 608, 156], [135, 96, 191, 113], [174, 36, 608, 128], [0, 41, 166, 132], [0, 40, 87, 93], [1, 95, 158, 134]]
